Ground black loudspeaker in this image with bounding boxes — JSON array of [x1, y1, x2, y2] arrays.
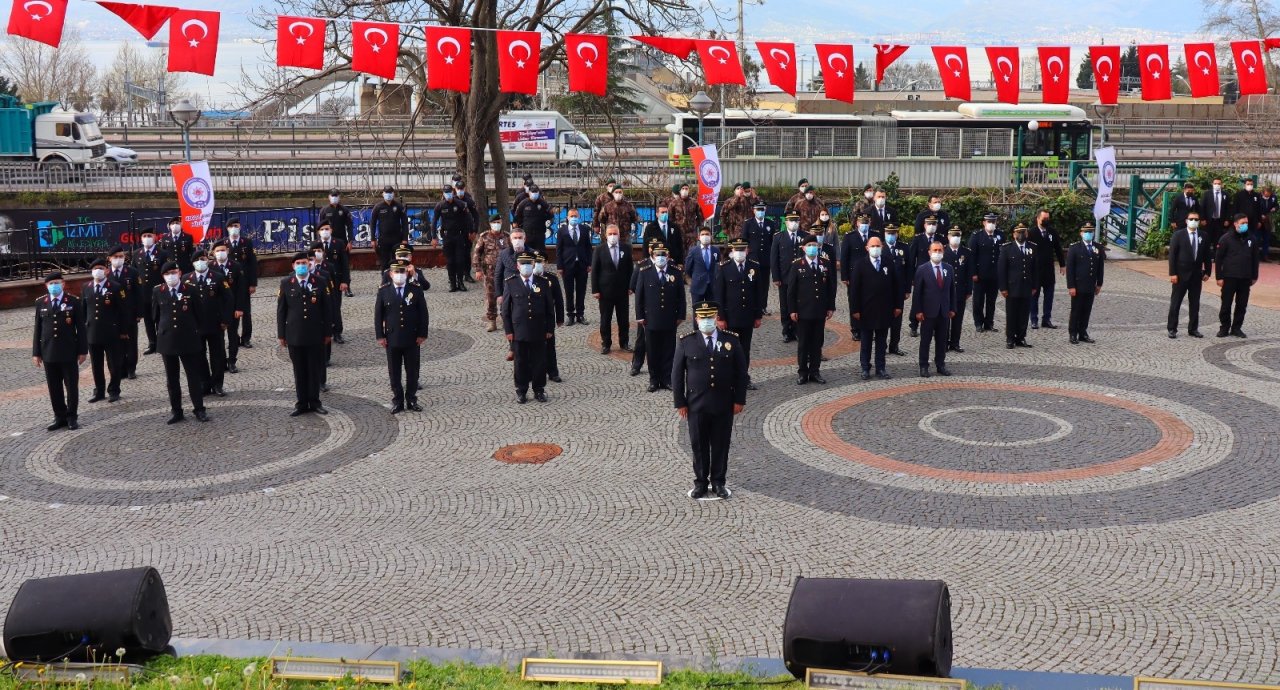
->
[[3, 567, 172, 662], [782, 577, 952, 679]]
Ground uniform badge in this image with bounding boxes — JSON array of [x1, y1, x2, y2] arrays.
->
[[1028, 248, 1034, 255], [724, 341, 732, 351], [405, 292, 414, 304], [747, 268, 754, 281], [667, 274, 675, 283], [311, 297, 317, 304], [533, 286, 541, 293], [65, 316, 72, 324]]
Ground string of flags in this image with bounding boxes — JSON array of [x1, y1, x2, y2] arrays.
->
[[7, 0, 1280, 104]]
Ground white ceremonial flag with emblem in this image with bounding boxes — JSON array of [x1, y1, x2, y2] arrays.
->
[[1093, 146, 1116, 223]]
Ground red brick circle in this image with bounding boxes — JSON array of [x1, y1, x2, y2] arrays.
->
[[802, 382, 1195, 484], [493, 443, 562, 465], [586, 318, 857, 367]]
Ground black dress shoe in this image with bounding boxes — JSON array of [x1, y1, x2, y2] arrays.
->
[[860, 371, 872, 380], [1007, 342, 1016, 349], [661, 383, 672, 390], [796, 376, 808, 385], [936, 367, 952, 376], [1031, 322, 1040, 330], [448, 285, 459, 293], [876, 371, 892, 380], [783, 335, 796, 343], [988, 326, 999, 332], [127, 372, 137, 380], [66, 417, 79, 430], [390, 404, 404, 414], [1070, 335, 1079, 344], [549, 374, 563, 383], [629, 367, 641, 376], [647, 384, 660, 393], [464, 275, 476, 284], [516, 393, 528, 404], [240, 340, 252, 348], [578, 317, 589, 325], [746, 382, 758, 390], [809, 374, 827, 384], [346, 289, 356, 296], [1042, 322, 1058, 329], [713, 485, 732, 499], [290, 408, 306, 417], [194, 410, 209, 422], [1231, 329, 1247, 338], [143, 346, 157, 355], [1217, 329, 1230, 337], [89, 393, 105, 403], [320, 384, 330, 393], [889, 347, 906, 356], [1188, 330, 1204, 338], [909, 328, 919, 337], [108, 393, 120, 403], [1168, 330, 1178, 339], [212, 388, 227, 397], [601, 346, 611, 355], [689, 486, 709, 500], [1016, 341, 1033, 348], [1080, 336, 1096, 344], [919, 366, 931, 377], [226, 364, 239, 374], [534, 391, 548, 403], [407, 401, 423, 412], [46, 418, 67, 431], [621, 344, 633, 352], [951, 346, 965, 353], [167, 413, 185, 424], [312, 405, 328, 415], [334, 334, 346, 344]]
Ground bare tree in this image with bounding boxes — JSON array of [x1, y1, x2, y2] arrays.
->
[[318, 95, 356, 117], [0, 30, 98, 107], [1202, 0, 1280, 82], [99, 42, 189, 125]]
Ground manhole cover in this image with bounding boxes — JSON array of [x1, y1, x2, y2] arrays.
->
[[493, 443, 562, 465]]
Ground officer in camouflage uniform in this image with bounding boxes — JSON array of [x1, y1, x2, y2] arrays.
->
[[718, 182, 754, 242], [473, 215, 511, 332], [668, 182, 704, 251]]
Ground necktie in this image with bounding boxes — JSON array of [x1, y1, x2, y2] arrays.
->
[[397, 287, 404, 301], [811, 260, 818, 272], [114, 270, 121, 281], [612, 247, 618, 265], [572, 228, 578, 243], [704, 248, 710, 266], [935, 265, 943, 288], [1087, 244, 1093, 255], [874, 259, 880, 272], [706, 335, 714, 354], [527, 279, 533, 291], [1191, 233, 1197, 260]]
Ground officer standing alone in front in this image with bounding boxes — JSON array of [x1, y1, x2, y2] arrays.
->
[[673, 301, 748, 501], [1065, 223, 1105, 344], [278, 252, 333, 416], [376, 260, 429, 413], [33, 273, 87, 430], [502, 253, 555, 403]]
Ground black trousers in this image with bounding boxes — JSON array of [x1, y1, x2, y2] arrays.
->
[[161, 351, 205, 414], [757, 271, 770, 311], [514, 338, 548, 394], [225, 317, 241, 364], [199, 331, 226, 391], [376, 242, 398, 271], [44, 360, 79, 420], [1006, 295, 1030, 344], [645, 327, 675, 387], [950, 296, 968, 347], [688, 409, 733, 488], [859, 326, 888, 372], [1167, 276, 1203, 332], [123, 320, 139, 375], [89, 340, 122, 396], [141, 295, 158, 348], [795, 318, 824, 377], [288, 344, 325, 409], [562, 265, 588, 318], [736, 328, 755, 373], [919, 314, 949, 367], [973, 277, 998, 328], [1220, 278, 1251, 331], [777, 283, 794, 337], [632, 322, 648, 369], [545, 334, 559, 377], [386, 344, 421, 405], [442, 234, 469, 285], [598, 294, 629, 348], [241, 299, 253, 342], [888, 300, 906, 350], [1069, 290, 1096, 337]]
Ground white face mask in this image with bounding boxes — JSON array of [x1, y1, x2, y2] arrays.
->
[[679, 189, 689, 198], [141, 237, 155, 248], [697, 317, 717, 334], [194, 260, 208, 273], [820, 214, 830, 222], [699, 235, 712, 246], [534, 262, 545, 275], [731, 250, 745, 262], [786, 221, 799, 232], [805, 192, 814, 200], [984, 223, 996, 233], [1213, 184, 1223, 192], [313, 252, 325, 262], [518, 264, 535, 277], [925, 224, 937, 234], [930, 203, 942, 212], [607, 235, 619, 246], [949, 236, 961, 248], [391, 272, 407, 286], [169, 224, 181, 233], [329, 196, 340, 204], [874, 197, 886, 208], [110, 257, 125, 269], [383, 192, 394, 202], [868, 247, 883, 259], [864, 191, 874, 200], [320, 230, 332, 240], [214, 251, 228, 262], [512, 238, 525, 251], [1188, 220, 1200, 230], [930, 252, 944, 264], [228, 227, 240, 237], [1246, 185, 1254, 192], [490, 223, 502, 232], [92, 268, 106, 281], [654, 256, 669, 269], [613, 192, 623, 201], [164, 273, 181, 287]]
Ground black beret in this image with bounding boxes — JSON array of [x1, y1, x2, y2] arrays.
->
[[192, 249, 208, 260], [169, 216, 182, 223], [383, 185, 395, 193], [329, 188, 341, 196], [227, 217, 241, 226], [292, 252, 309, 262], [44, 271, 63, 283], [309, 241, 324, 251], [108, 245, 126, 255], [90, 257, 108, 268], [161, 261, 180, 273], [211, 240, 228, 250]]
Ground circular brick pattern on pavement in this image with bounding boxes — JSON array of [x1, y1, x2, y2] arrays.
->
[[493, 443, 562, 464], [1202, 338, 1280, 384], [274, 327, 475, 367], [0, 391, 398, 505]]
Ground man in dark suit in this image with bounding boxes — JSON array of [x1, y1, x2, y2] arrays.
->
[[1215, 214, 1262, 338], [848, 236, 900, 380], [911, 241, 957, 377], [906, 215, 943, 337], [943, 229, 973, 353], [316, 223, 349, 342], [635, 243, 687, 392], [1166, 211, 1212, 339], [591, 224, 634, 354], [881, 224, 911, 356], [771, 212, 810, 343], [913, 196, 952, 236], [998, 224, 1039, 348], [740, 201, 776, 314], [278, 252, 333, 416], [1027, 209, 1065, 330], [786, 237, 836, 384], [673, 300, 748, 501], [210, 240, 248, 374], [82, 257, 128, 403], [867, 188, 896, 232], [714, 239, 763, 389], [1065, 223, 1105, 344], [968, 212, 1005, 332], [159, 218, 195, 273], [839, 214, 878, 341], [185, 249, 232, 397], [1168, 182, 1202, 230], [502, 252, 556, 403], [106, 245, 141, 379], [1234, 179, 1263, 233], [154, 261, 208, 423], [133, 230, 169, 355], [556, 209, 593, 325], [685, 227, 719, 311], [641, 205, 684, 268], [376, 259, 429, 413], [1201, 178, 1232, 248], [34, 272, 87, 430], [223, 218, 259, 347]]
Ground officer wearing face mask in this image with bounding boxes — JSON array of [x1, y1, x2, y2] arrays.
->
[[1215, 213, 1262, 338], [185, 249, 232, 398], [154, 261, 208, 424], [668, 182, 704, 249], [222, 218, 259, 347], [278, 252, 332, 416], [376, 259, 429, 414], [968, 212, 1004, 332], [317, 189, 354, 249], [786, 236, 836, 385], [315, 223, 349, 342], [502, 252, 555, 404], [784, 178, 811, 215], [998, 223, 1039, 349], [532, 252, 565, 383], [593, 178, 617, 225], [840, 213, 879, 343], [82, 257, 128, 404], [771, 211, 811, 343], [556, 209, 593, 326], [433, 184, 473, 292], [598, 184, 639, 243], [34, 272, 88, 430], [159, 217, 195, 273], [809, 220, 835, 263], [106, 245, 141, 379], [913, 196, 952, 236], [383, 244, 431, 292], [672, 300, 747, 501], [907, 215, 942, 338], [371, 185, 409, 270], [719, 182, 753, 242], [686, 227, 719, 312], [643, 204, 685, 268], [910, 241, 957, 378], [740, 201, 776, 315], [635, 243, 687, 392], [513, 183, 553, 253], [791, 181, 826, 231], [943, 228, 973, 353], [714, 239, 762, 389], [474, 215, 511, 332], [451, 176, 481, 283], [848, 236, 899, 381], [1065, 223, 1105, 345], [133, 229, 169, 355], [851, 184, 876, 219], [210, 240, 248, 374], [881, 224, 911, 357]]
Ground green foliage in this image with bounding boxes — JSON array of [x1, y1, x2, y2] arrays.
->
[[855, 62, 872, 91], [896, 194, 929, 230], [1076, 49, 1094, 89], [1140, 223, 1172, 258], [944, 194, 1000, 235], [551, 12, 643, 117], [0, 74, 16, 97], [877, 171, 901, 199], [1029, 191, 1096, 243], [1186, 165, 1248, 196]]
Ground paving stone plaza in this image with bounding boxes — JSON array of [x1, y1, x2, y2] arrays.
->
[[1, 261, 1279, 683]]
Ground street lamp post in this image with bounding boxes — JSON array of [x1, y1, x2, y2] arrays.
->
[[1016, 119, 1039, 191], [687, 90, 714, 147], [168, 97, 201, 161], [1091, 102, 1116, 148]]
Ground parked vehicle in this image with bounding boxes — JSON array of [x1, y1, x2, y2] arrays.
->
[[497, 111, 600, 165], [0, 95, 107, 170]]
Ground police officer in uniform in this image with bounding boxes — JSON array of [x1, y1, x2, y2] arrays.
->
[[533, 252, 565, 382], [223, 218, 259, 347], [881, 224, 911, 356], [133, 229, 169, 354], [33, 272, 87, 430], [371, 185, 409, 270], [278, 252, 333, 416], [1065, 223, 1105, 344], [968, 212, 1004, 332], [627, 241, 653, 375], [452, 177, 482, 282], [635, 242, 687, 392], [1215, 213, 1262, 337], [159, 217, 195, 273], [433, 184, 473, 291], [186, 249, 231, 397], [771, 211, 810, 343], [787, 236, 836, 384], [317, 223, 349, 343], [376, 259, 429, 413], [383, 243, 430, 291], [106, 245, 141, 379], [154, 261, 208, 423], [502, 252, 555, 404], [211, 240, 248, 373], [740, 201, 775, 313], [317, 189, 355, 295], [672, 301, 748, 501], [998, 224, 1039, 348], [943, 228, 974, 353], [82, 257, 128, 403], [713, 238, 762, 389], [514, 184, 554, 253]]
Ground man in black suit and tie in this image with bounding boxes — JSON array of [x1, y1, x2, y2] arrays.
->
[[686, 227, 719, 311], [839, 214, 878, 341], [848, 236, 900, 380], [556, 209, 593, 325], [770, 212, 810, 343], [998, 224, 1039, 348], [868, 188, 896, 232], [376, 259, 429, 413], [740, 201, 775, 313], [1166, 211, 1211, 339], [1201, 178, 1232, 248], [968, 213, 1004, 332], [911, 241, 956, 377], [641, 205, 684, 268], [590, 223, 634, 354], [1168, 182, 1202, 230], [1065, 223, 1105, 344], [714, 239, 763, 388]]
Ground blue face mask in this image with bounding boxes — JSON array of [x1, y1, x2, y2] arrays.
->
[[804, 245, 820, 258], [1082, 232, 1094, 242], [294, 264, 309, 277], [445, 193, 454, 200], [47, 283, 63, 297], [530, 193, 540, 201], [659, 213, 668, 222], [885, 234, 897, 244], [755, 210, 765, 220], [1238, 224, 1249, 233], [858, 224, 869, 233]]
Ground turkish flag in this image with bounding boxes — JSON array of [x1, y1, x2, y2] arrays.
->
[[815, 44, 855, 103], [1183, 43, 1220, 97], [426, 26, 471, 92], [874, 44, 908, 85], [1232, 40, 1269, 95], [1267, 37, 1280, 51], [756, 41, 796, 95], [986, 46, 1020, 104], [96, 1, 176, 40], [1038, 46, 1071, 104], [276, 16, 325, 70], [1137, 44, 1171, 101], [7, 0, 69, 47], [696, 39, 745, 85], [631, 35, 696, 60], [352, 21, 398, 80], [1090, 45, 1121, 105], [566, 33, 607, 96], [167, 9, 220, 76], [497, 30, 540, 95], [932, 46, 971, 101]]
